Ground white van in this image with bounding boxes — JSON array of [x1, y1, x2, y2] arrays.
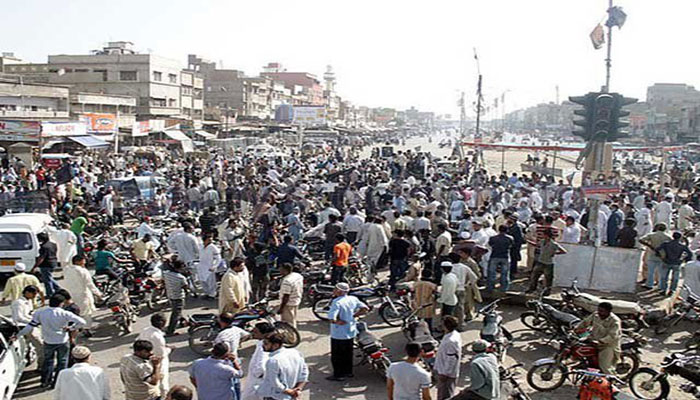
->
[[0, 213, 54, 273]]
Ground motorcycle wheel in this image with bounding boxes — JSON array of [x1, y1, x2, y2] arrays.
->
[[312, 298, 332, 321], [189, 326, 215, 356], [375, 355, 391, 380], [122, 316, 133, 334], [614, 352, 639, 380], [654, 312, 684, 335], [146, 287, 168, 311], [520, 311, 548, 331], [526, 362, 567, 392], [628, 368, 670, 400], [379, 301, 410, 327], [274, 321, 301, 348]]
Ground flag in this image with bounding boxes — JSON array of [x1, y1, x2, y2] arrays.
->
[[606, 6, 627, 28], [590, 24, 605, 50]]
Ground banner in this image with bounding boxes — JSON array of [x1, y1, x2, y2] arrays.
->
[[0, 120, 41, 141], [581, 185, 621, 200], [80, 113, 117, 134], [41, 121, 87, 137], [293, 106, 327, 125], [590, 24, 605, 50], [131, 120, 165, 137]]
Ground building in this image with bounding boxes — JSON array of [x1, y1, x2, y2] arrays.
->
[[0, 76, 69, 121], [180, 70, 204, 122], [323, 65, 340, 122], [261, 62, 324, 106], [0, 52, 23, 73], [6, 42, 201, 121], [70, 92, 137, 128]]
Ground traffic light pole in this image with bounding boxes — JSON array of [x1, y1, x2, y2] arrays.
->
[[604, 0, 613, 93]]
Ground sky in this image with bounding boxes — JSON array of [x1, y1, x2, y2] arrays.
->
[[2, 0, 698, 118]]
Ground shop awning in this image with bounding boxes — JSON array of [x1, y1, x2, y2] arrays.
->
[[68, 135, 110, 148], [195, 130, 216, 139], [163, 130, 191, 141]]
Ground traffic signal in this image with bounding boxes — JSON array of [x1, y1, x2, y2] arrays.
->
[[609, 93, 637, 140], [592, 93, 614, 142], [569, 93, 597, 141]]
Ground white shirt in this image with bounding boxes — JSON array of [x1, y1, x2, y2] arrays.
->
[[54, 362, 111, 400], [198, 243, 222, 275], [387, 361, 431, 400], [451, 263, 468, 292], [11, 297, 33, 325], [439, 272, 458, 306], [241, 340, 269, 400], [137, 326, 170, 359], [413, 217, 431, 232], [255, 348, 309, 400], [434, 330, 462, 378], [214, 326, 249, 358], [561, 224, 582, 244], [280, 272, 304, 307], [343, 214, 365, 233]]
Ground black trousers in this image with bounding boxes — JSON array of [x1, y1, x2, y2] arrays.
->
[[331, 338, 354, 377], [167, 298, 184, 334]]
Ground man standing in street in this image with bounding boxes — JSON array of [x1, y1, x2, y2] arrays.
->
[[2, 263, 44, 305], [487, 225, 513, 292], [219, 257, 248, 314], [278, 263, 304, 328], [163, 260, 189, 336], [452, 340, 500, 400], [326, 282, 369, 381], [189, 342, 243, 400], [241, 322, 275, 400], [54, 346, 110, 400], [434, 224, 452, 282], [639, 223, 672, 290], [256, 333, 309, 400], [11, 285, 44, 371], [14, 293, 86, 388], [120, 340, 163, 400], [137, 314, 171, 395], [575, 302, 622, 375], [33, 232, 60, 297], [526, 229, 567, 295], [214, 312, 250, 399], [388, 230, 413, 289], [657, 231, 693, 296], [438, 262, 458, 323], [386, 342, 432, 400], [343, 207, 364, 245], [198, 234, 221, 299], [324, 214, 343, 262], [435, 316, 462, 400], [331, 233, 352, 284]]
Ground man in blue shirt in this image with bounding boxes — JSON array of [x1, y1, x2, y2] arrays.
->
[[189, 342, 243, 400], [326, 282, 369, 381], [275, 235, 308, 265]]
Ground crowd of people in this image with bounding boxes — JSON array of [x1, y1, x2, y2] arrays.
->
[[0, 135, 697, 400]]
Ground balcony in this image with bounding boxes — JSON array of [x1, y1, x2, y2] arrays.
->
[[0, 110, 69, 119]]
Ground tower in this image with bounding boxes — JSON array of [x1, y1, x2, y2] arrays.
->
[[323, 65, 336, 93]]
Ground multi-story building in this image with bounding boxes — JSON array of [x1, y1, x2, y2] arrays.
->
[[180, 70, 204, 122], [261, 62, 324, 106], [0, 76, 69, 121], [6, 42, 199, 121], [0, 52, 23, 73], [70, 92, 137, 128]]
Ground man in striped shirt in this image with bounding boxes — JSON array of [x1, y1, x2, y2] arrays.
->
[[163, 259, 189, 336]]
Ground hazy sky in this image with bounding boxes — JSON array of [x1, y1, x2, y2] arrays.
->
[[3, 0, 697, 117]]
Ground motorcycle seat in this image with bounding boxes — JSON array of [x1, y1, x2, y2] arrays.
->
[[542, 304, 581, 327], [190, 313, 217, 323], [94, 275, 110, 283], [315, 284, 335, 292], [575, 293, 642, 315], [620, 337, 639, 351], [481, 321, 500, 342], [395, 282, 414, 292], [357, 329, 379, 347]]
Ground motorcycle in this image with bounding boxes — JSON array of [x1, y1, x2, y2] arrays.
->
[[105, 282, 135, 334], [479, 299, 512, 364], [527, 332, 643, 392], [401, 304, 439, 375], [354, 321, 391, 379], [521, 290, 581, 337], [562, 279, 648, 332], [187, 299, 301, 356], [311, 282, 410, 327], [572, 369, 639, 400], [654, 285, 700, 335], [629, 351, 700, 400]]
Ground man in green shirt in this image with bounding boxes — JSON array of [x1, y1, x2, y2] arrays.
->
[[70, 216, 88, 256]]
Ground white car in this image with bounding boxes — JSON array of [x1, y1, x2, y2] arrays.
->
[[0, 315, 34, 400]]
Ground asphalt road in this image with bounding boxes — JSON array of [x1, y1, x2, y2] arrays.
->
[[6, 271, 699, 400]]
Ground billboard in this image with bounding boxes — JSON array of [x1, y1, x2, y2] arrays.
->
[[0, 120, 41, 141], [41, 121, 87, 137], [80, 113, 117, 134], [293, 106, 326, 125]]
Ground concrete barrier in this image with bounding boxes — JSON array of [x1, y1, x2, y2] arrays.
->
[[553, 243, 642, 293]]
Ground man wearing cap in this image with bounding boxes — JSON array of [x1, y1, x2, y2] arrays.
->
[[1, 263, 44, 305], [54, 346, 110, 400], [453, 340, 500, 400], [11, 285, 44, 371], [326, 282, 369, 381]]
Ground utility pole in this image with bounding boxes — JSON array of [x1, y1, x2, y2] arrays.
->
[[604, 0, 613, 93], [459, 91, 466, 138]]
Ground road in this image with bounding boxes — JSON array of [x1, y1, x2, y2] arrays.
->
[[7, 270, 697, 400]]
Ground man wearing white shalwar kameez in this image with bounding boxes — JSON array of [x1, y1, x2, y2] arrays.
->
[[635, 205, 653, 238], [62, 255, 102, 331], [678, 200, 694, 230], [358, 218, 388, 280], [198, 236, 221, 298], [240, 324, 274, 400], [54, 226, 77, 268], [653, 198, 673, 227]]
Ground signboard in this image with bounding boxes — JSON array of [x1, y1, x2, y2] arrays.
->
[[293, 106, 326, 125], [0, 120, 40, 141], [132, 120, 165, 137], [581, 185, 621, 200], [41, 121, 87, 137], [80, 113, 117, 134]]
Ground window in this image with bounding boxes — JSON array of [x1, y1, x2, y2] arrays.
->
[[0, 232, 33, 251], [75, 69, 89, 73], [150, 97, 167, 107], [153, 71, 162, 81], [120, 71, 137, 81], [93, 69, 108, 82], [182, 87, 192, 96], [168, 74, 177, 84], [168, 99, 176, 107]]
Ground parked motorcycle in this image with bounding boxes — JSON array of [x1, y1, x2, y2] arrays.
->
[[401, 304, 439, 375], [527, 332, 643, 392], [521, 290, 581, 337], [629, 351, 700, 400], [354, 321, 391, 379], [572, 369, 639, 400], [479, 299, 512, 364], [105, 282, 135, 334], [654, 285, 700, 335], [311, 282, 410, 327], [187, 299, 301, 356], [562, 279, 648, 332]]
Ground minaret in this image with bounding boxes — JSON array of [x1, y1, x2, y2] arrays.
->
[[324, 65, 336, 93]]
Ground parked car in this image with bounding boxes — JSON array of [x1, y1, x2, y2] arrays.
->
[[0, 315, 36, 400]]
